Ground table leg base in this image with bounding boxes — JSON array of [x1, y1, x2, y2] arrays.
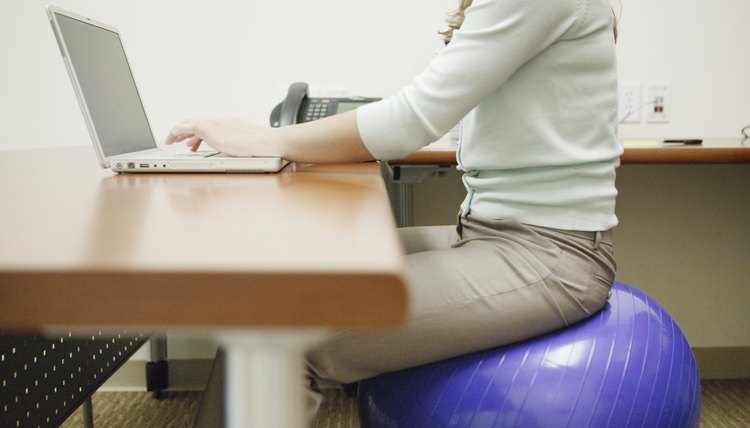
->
[[219, 330, 326, 428]]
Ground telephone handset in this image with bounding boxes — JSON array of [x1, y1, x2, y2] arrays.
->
[[270, 82, 380, 127]]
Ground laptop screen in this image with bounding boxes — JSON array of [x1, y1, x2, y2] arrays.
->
[[55, 12, 156, 157]]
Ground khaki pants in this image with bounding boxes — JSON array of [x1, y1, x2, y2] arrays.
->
[[194, 216, 616, 426], [307, 215, 616, 383]]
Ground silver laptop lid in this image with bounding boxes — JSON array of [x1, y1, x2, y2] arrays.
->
[[47, 6, 157, 168]]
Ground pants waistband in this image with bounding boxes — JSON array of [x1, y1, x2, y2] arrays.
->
[[457, 212, 614, 247]]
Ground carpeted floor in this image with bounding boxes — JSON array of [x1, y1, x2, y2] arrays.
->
[[61, 379, 749, 428], [700, 379, 750, 428]]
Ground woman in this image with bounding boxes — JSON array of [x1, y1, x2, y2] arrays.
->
[[169, 0, 621, 391]]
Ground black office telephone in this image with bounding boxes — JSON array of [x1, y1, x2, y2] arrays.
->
[[269, 82, 380, 127]]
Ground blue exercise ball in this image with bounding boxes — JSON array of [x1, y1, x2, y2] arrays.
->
[[358, 282, 701, 428]]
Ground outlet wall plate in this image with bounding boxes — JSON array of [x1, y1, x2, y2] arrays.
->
[[646, 82, 671, 123], [618, 81, 642, 123]]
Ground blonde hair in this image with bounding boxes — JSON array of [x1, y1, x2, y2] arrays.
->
[[439, 0, 473, 45], [440, 0, 620, 44], [611, 0, 621, 42]]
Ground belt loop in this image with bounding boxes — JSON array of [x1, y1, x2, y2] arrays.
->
[[593, 231, 602, 249], [455, 210, 464, 239]]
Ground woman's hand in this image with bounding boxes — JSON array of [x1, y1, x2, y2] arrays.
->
[[164, 117, 279, 158]]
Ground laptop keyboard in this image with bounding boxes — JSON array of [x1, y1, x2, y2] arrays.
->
[[135, 150, 220, 159], [168, 151, 219, 158]]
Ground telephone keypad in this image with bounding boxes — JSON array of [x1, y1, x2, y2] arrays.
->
[[305, 100, 329, 122]]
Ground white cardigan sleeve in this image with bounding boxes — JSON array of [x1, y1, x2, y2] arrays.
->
[[356, 0, 584, 160]]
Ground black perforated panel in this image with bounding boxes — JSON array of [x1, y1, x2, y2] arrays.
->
[[1, 329, 149, 428]]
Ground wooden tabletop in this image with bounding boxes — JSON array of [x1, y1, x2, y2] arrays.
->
[[389, 138, 750, 165], [0, 147, 406, 330]]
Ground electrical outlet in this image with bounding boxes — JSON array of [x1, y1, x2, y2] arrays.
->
[[618, 81, 642, 123], [646, 82, 671, 123]]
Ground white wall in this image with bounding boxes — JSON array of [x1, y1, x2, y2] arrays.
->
[[1, 0, 449, 152], [2, 0, 749, 153], [614, 0, 750, 139]]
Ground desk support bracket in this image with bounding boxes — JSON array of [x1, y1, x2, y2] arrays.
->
[[382, 163, 453, 227], [146, 334, 169, 399]]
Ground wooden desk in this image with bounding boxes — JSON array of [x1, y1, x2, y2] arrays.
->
[[390, 138, 750, 165], [0, 146, 407, 427]]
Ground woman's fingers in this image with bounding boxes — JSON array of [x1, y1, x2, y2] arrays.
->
[[164, 120, 200, 145], [184, 135, 203, 151]]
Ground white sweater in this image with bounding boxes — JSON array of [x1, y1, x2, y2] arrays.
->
[[357, 0, 623, 231]]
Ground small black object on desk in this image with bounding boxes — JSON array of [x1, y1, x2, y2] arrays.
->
[[663, 139, 703, 145]]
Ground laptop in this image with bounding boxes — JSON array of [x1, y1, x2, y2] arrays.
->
[[46, 5, 288, 173]]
